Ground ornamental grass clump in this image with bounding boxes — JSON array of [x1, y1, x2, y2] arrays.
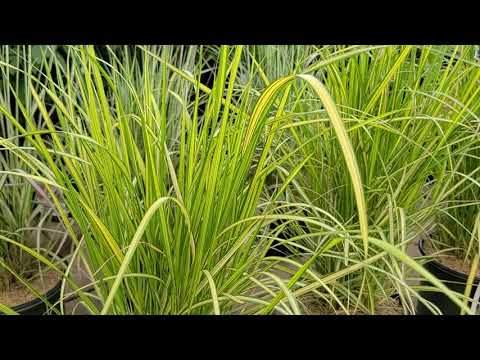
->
[[246, 45, 480, 314], [0, 45, 474, 315], [0, 46, 72, 313], [0, 45, 324, 314]]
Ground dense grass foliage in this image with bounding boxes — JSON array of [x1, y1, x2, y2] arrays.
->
[[243, 45, 480, 313], [0, 46, 68, 293], [0, 45, 478, 314]]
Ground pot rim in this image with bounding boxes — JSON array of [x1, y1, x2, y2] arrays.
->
[[418, 239, 480, 283], [10, 280, 62, 314]]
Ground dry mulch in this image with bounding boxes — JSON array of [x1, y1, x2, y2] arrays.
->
[[303, 295, 403, 315], [424, 240, 480, 277], [0, 270, 60, 308]]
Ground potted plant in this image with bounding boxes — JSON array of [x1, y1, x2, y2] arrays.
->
[[4, 44, 478, 315], [413, 45, 480, 314], [9, 44, 425, 315], [0, 45, 71, 315], [0, 134, 66, 316], [248, 45, 480, 314], [3, 45, 306, 315], [417, 143, 480, 314]]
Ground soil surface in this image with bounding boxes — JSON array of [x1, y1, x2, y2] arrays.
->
[[302, 295, 403, 315], [424, 239, 480, 277], [0, 270, 60, 308]]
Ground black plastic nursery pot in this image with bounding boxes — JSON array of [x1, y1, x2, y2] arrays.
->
[[265, 220, 301, 257], [416, 239, 480, 315], [265, 219, 311, 257], [0, 281, 62, 315], [266, 240, 293, 257]]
